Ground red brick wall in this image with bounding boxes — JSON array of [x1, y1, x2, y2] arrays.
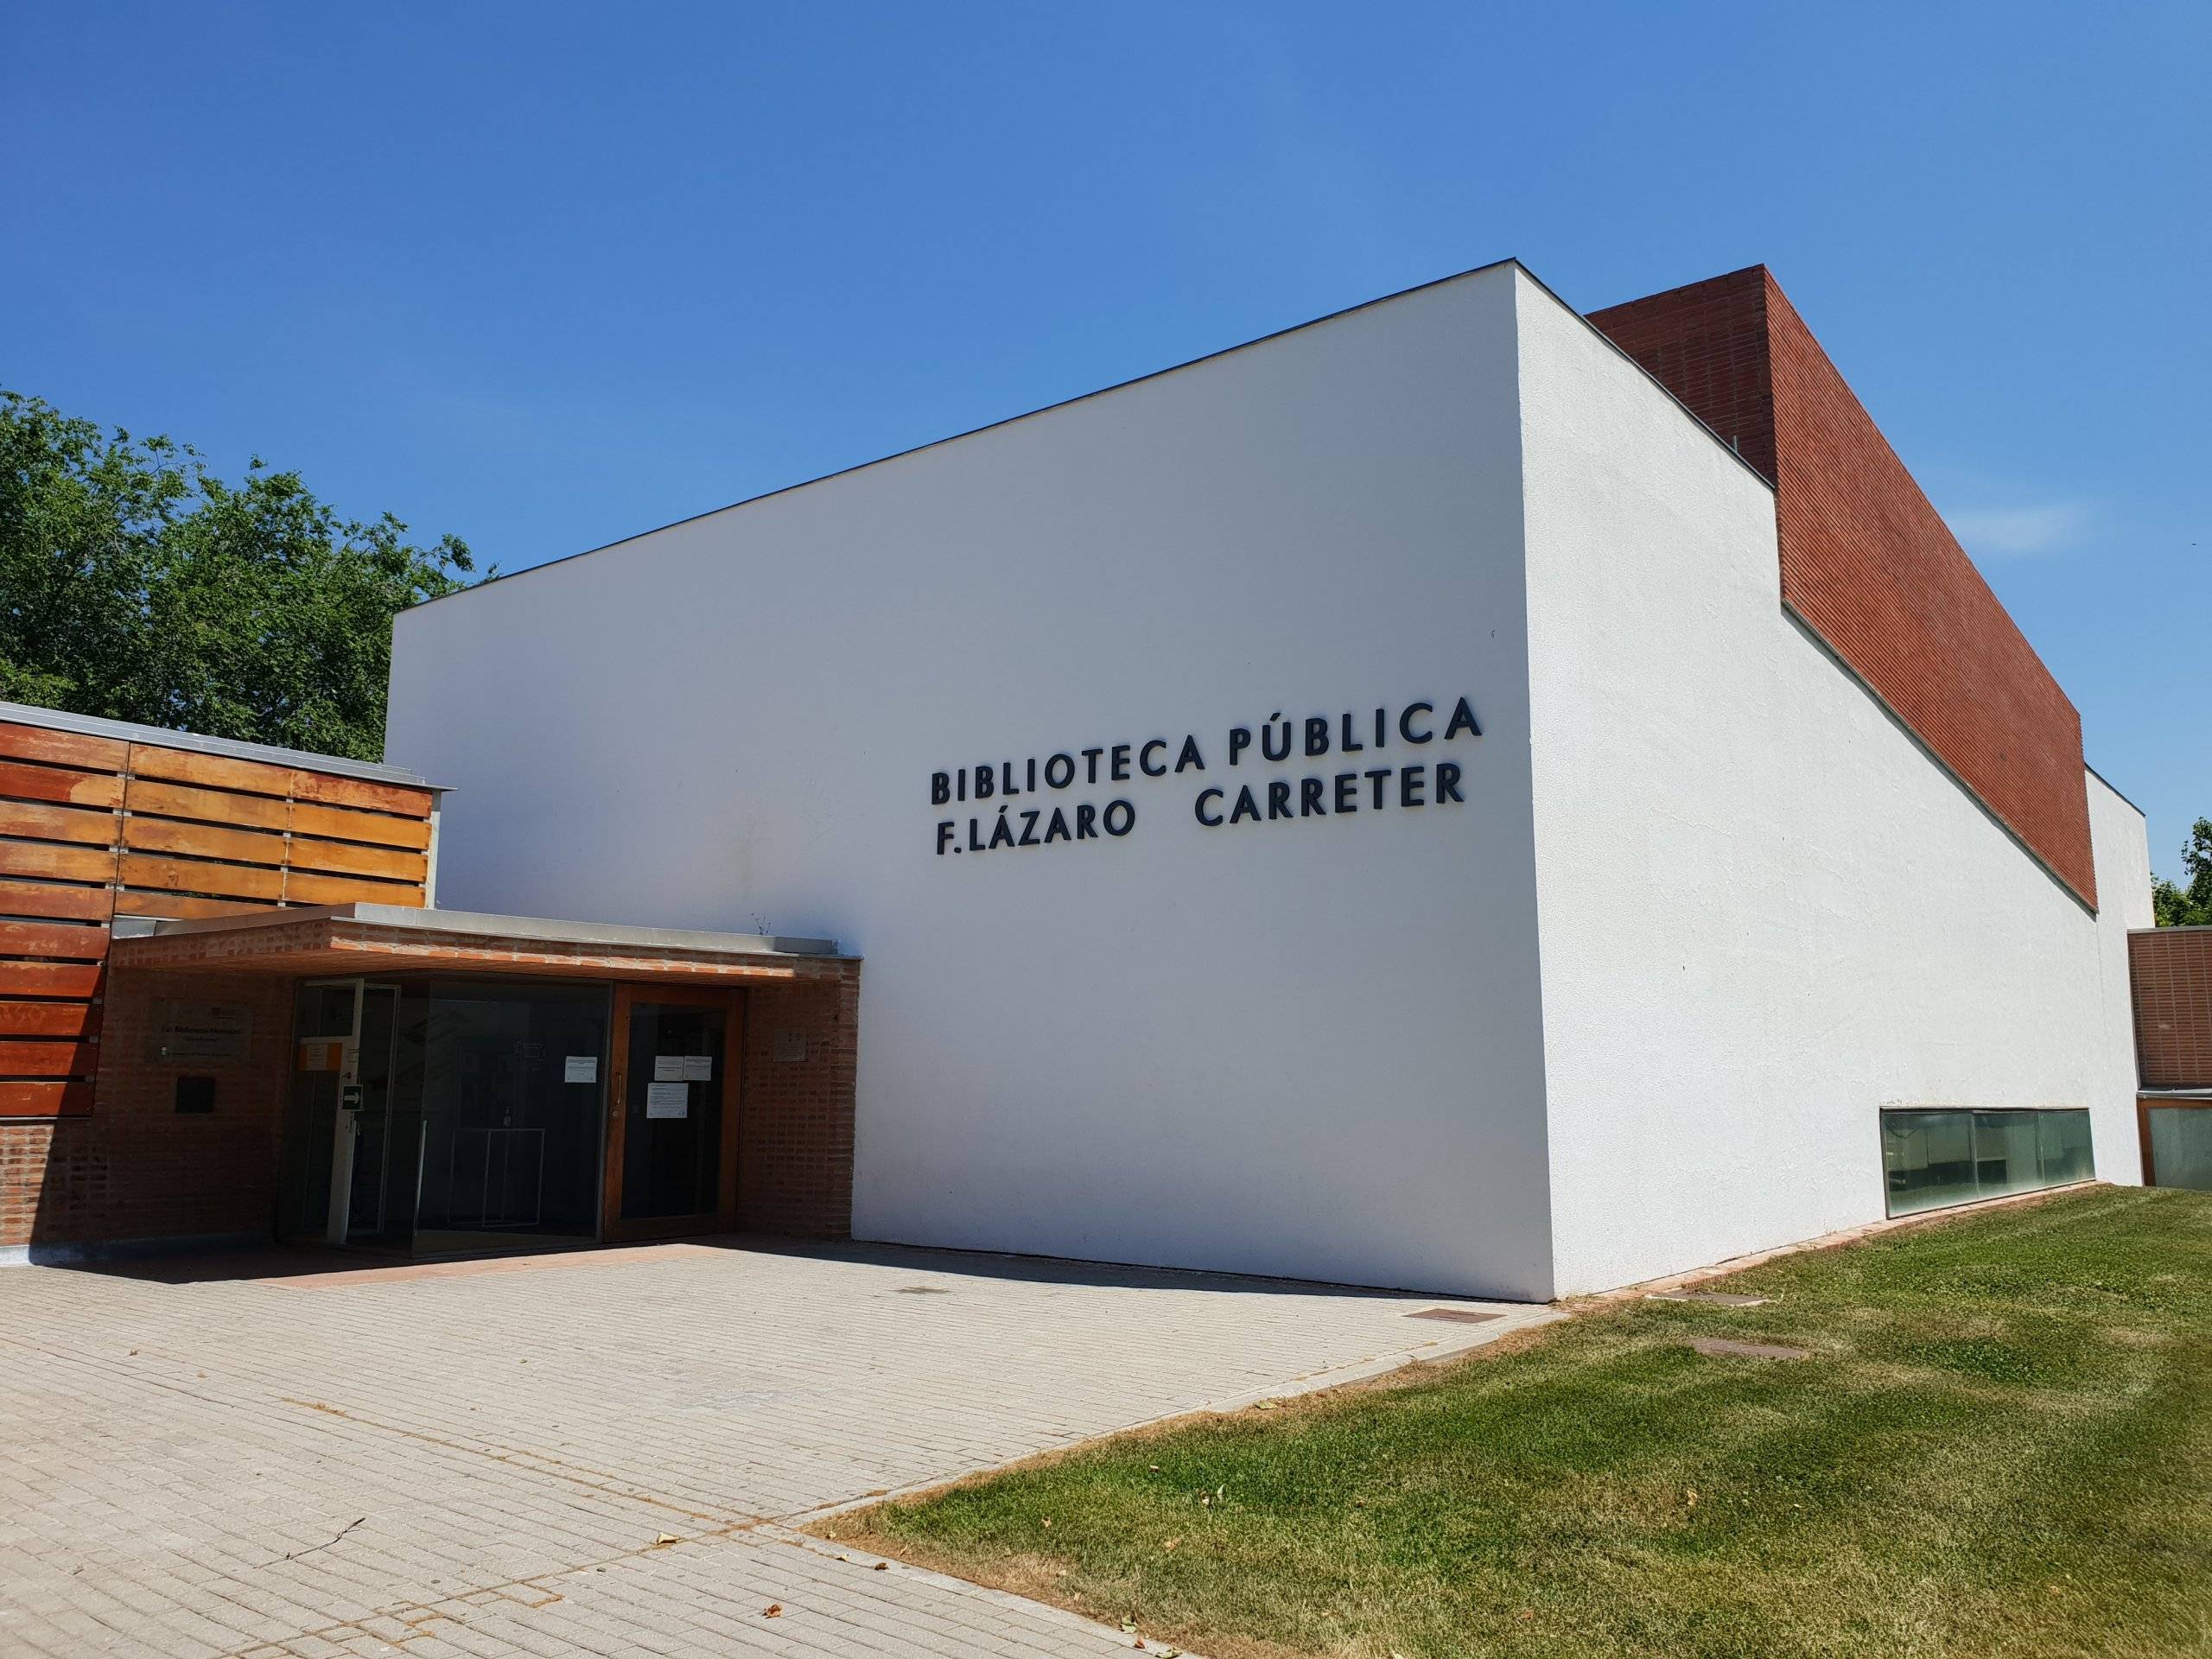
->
[[1, 969, 293, 1249], [1589, 267, 2098, 909], [2132, 929, 2212, 1090], [737, 968, 859, 1238]]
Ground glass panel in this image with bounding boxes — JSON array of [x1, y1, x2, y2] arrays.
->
[[2037, 1109, 2095, 1188], [1883, 1111, 1980, 1216], [343, 986, 399, 1240], [1883, 1108, 2094, 1217], [295, 982, 359, 1041], [407, 981, 609, 1243], [2148, 1107, 2212, 1192], [1973, 1110, 2044, 1199], [622, 1002, 727, 1220], [279, 981, 353, 1239]]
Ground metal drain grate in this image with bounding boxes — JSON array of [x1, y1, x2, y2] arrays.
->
[[1407, 1307, 1502, 1325]]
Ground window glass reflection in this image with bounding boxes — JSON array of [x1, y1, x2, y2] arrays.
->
[[1882, 1108, 2094, 1217]]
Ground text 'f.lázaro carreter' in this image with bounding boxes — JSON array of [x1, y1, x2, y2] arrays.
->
[[930, 697, 1481, 855]]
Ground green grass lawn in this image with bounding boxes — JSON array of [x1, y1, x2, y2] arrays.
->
[[832, 1187, 2212, 1659]]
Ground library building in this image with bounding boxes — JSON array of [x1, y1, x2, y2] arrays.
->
[[4, 261, 2207, 1297]]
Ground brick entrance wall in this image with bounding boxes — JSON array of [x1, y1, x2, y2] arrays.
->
[[2, 969, 294, 1252], [738, 969, 861, 1238], [4, 964, 864, 1255]]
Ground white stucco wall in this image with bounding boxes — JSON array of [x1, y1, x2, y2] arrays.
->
[[2086, 769, 2154, 1181], [1513, 269, 2152, 1294], [389, 263, 1559, 1299]]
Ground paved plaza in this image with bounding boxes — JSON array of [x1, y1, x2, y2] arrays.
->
[[0, 1238, 1554, 1657]]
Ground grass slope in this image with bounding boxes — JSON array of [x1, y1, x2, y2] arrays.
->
[[834, 1187, 2212, 1658]]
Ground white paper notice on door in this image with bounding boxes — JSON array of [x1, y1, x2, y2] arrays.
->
[[679, 1054, 713, 1081], [652, 1055, 685, 1082], [645, 1081, 689, 1118], [563, 1055, 598, 1084]]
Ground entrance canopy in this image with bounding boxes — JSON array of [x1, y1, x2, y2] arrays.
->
[[108, 903, 855, 984]]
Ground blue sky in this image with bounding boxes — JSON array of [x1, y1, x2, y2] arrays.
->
[[4, 2, 2205, 874]]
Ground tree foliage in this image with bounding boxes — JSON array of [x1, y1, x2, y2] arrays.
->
[[0, 389, 480, 761], [2152, 817, 2212, 926]]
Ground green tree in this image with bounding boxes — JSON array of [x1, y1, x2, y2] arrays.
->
[[0, 389, 481, 761], [2152, 817, 2212, 926]]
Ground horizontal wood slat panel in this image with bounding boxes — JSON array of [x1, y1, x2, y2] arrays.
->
[[0, 720, 440, 1132], [124, 777, 290, 832], [0, 1080, 93, 1117], [123, 743, 295, 797], [118, 852, 287, 902], [0, 798, 120, 846], [0, 1040, 99, 1077], [0, 880, 114, 922], [0, 842, 119, 884], [285, 836, 428, 882], [283, 869, 427, 906], [0, 920, 108, 960], [0, 762, 125, 810], [0, 962, 101, 998], [0, 721, 127, 772], [123, 816, 285, 866], [0, 1001, 99, 1039], [111, 890, 274, 921], [288, 798, 435, 850], [289, 770, 433, 817]]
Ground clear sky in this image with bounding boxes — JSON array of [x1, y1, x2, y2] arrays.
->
[[3, 3, 2205, 874]]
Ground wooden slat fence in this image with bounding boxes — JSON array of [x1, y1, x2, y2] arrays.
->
[[0, 719, 435, 1117]]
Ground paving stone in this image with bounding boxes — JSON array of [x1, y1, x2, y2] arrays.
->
[[1688, 1337, 1808, 1360], [1647, 1289, 1770, 1307], [0, 1237, 1556, 1657]]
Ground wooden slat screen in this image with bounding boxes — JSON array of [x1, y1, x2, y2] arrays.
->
[[0, 717, 435, 1117]]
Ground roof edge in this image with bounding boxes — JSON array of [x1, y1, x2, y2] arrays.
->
[[2084, 761, 2147, 819], [1513, 264, 1779, 492], [0, 699, 439, 791], [401, 257, 1535, 614], [121, 902, 849, 960]]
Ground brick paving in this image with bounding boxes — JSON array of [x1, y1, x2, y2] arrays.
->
[[0, 1238, 1554, 1657]]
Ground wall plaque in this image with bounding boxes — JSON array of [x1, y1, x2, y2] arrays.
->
[[151, 1001, 253, 1065]]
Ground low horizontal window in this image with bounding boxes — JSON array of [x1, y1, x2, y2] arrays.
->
[[1880, 1108, 2093, 1218]]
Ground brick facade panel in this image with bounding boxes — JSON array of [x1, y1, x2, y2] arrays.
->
[[1590, 266, 2098, 909]]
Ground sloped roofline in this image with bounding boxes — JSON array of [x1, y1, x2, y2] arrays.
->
[[404, 257, 1773, 614]]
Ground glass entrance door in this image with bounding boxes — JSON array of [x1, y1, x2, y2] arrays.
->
[[606, 985, 738, 1239], [406, 978, 611, 1248], [279, 977, 399, 1245]]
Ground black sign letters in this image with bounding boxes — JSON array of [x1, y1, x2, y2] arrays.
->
[[930, 697, 1481, 857]]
